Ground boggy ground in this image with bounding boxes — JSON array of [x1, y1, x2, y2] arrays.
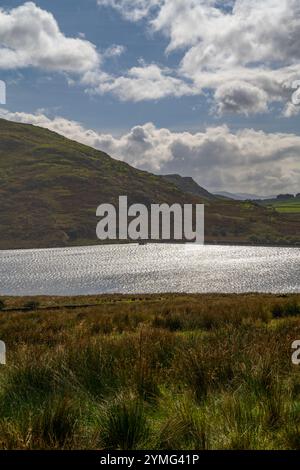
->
[[0, 293, 300, 450]]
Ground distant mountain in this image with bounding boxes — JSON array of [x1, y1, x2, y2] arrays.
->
[[215, 191, 277, 201], [162, 174, 216, 200], [0, 118, 299, 249]]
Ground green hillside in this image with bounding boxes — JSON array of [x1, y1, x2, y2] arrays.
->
[[261, 197, 300, 214], [0, 118, 299, 249]]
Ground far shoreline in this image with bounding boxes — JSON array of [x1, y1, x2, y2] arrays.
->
[[1, 292, 300, 308], [0, 240, 299, 253]]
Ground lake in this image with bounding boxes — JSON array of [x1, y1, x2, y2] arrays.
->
[[0, 244, 299, 296]]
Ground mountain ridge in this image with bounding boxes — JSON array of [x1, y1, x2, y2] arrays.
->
[[162, 174, 216, 200]]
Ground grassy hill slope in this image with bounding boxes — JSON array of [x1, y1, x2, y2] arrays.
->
[[0, 118, 299, 249], [260, 197, 300, 214]]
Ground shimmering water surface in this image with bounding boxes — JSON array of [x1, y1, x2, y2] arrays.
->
[[0, 244, 299, 295]]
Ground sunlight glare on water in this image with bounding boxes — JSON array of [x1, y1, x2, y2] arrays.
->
[[0, 244, 299, 295]]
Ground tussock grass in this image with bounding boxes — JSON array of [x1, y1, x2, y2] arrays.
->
[[0, 293, 299, 449], [96, 392, 149, 450]]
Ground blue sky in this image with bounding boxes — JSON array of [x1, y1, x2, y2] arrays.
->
[[3, 0, 202, 133], [0, 0, 299, 194]]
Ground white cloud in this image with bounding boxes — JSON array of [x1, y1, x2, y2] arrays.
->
[[0, 2, 100, 73], [116, 0, 300, 67], [103, 45, 126, 58], [97, 0, 300, 114], [1, 1, 299, 113], [90, 64, 197, 101], [214, 81, 269, 115], [97, 0, 161, 21], [1, 108, 299, 195], [0, 2, 196, 103]]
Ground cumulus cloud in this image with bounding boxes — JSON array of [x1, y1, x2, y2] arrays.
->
[[90, 64, 197, 101], [97, 0, 161, 21], [0, 2, 194, 103], [103, 45, 126, 59], [214, 81, 269, 115], [0, 2, 100, 73], [1, 1, 299, 113], [97, 0, 300, 114], [108, 0, 300, 66], [1, 108, 299, 195]]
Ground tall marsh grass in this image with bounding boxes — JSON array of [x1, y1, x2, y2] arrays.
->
[[0, 293, 299, 449]]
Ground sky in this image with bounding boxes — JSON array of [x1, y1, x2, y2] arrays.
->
[[0, 0, 299, 195]]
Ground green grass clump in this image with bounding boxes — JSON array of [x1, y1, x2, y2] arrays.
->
[[97, 393, 149, 450]]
